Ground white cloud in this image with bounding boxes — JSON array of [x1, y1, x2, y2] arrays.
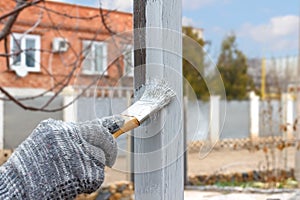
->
[[100, 0, 133, 12], [182, 16, 195, 26], [182, 0, 230, 10], [238, 15, 299, 51]]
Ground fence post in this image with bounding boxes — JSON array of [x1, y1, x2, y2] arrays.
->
[[62, 86, 77, 122], [281, 93, 294, 139], [210, 95, 220, 143], [133, 0, 183, 199], [0, 93, 3, 149], [249, 91, 259, 139]]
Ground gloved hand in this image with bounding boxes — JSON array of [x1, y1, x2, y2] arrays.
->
[[0, 116, 124, 200]]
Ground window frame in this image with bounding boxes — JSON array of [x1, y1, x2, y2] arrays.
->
[[10, 33, 41, 72], [123, 44, 134, 77], [82, 40, 108, 75]]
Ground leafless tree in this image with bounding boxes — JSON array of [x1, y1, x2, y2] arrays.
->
[[0, 0, 133, 112]]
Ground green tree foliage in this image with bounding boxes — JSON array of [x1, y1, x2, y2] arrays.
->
[[182, 27, 209, 101], [217, 34, 255, 100]]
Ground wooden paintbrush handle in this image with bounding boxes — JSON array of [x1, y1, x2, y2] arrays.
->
[[113, 116, 140, 138]]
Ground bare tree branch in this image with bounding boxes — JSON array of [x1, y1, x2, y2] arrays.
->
[[0, 0, 43, 41], [23, 10, 43, 36], [0, 1, 132, 112], [99, 5, 116, 35]]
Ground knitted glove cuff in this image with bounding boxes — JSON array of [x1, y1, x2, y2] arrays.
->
[[0, 162, 27, 199]]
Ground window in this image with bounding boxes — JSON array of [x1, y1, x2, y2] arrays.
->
[[123, 45, 134, 76], [82, 40, 107, 74], [10, 33, 41, 72]]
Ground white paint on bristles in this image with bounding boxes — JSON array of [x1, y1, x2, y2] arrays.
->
[[123, 80, 175, 123], [139, 80, 175, 109]]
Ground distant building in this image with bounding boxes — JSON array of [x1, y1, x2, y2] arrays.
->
[[0, 1, 133, 96], [183, 26, 204, 40], [191, 27, 204, 40], [247, 58, 262, 91], [247, 56, 298, 98]]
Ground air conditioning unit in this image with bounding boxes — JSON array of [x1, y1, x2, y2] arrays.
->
[[52, 37, 69, 53]]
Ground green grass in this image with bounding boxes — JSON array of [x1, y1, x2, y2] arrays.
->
[[214, 179, 298, 189], [215, 181, 258, 188]]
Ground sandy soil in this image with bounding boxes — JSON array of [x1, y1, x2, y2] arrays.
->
[[104, 147, 296, 185], [188, 147, 296, 176]]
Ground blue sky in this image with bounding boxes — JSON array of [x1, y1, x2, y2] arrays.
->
[[50, 0, 299, 59], [182, 0, 299, 59]]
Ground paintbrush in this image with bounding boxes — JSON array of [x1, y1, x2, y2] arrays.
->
[[112, 80, 176, 138]]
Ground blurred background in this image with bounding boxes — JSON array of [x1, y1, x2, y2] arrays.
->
[[0, 0, 300, 199]]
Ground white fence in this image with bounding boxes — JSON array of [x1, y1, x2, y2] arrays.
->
[[0, 88, 295, 148], [186, 93, 295, 143]]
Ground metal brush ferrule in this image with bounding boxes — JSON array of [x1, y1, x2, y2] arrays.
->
[[121, 100, 158, 123]]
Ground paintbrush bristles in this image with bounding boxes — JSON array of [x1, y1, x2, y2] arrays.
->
[[139, 80, 176, 109], [120, 80, 176, 125]]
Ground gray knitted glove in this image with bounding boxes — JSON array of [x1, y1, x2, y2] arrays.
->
[[0, 116, 124, 200]]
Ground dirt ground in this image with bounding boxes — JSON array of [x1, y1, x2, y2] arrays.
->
[[188, 147, 296, 176], [104, 147, 296, 185]]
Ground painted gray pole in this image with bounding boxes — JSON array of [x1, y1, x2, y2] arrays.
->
[[133, 0, 184, 199]]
